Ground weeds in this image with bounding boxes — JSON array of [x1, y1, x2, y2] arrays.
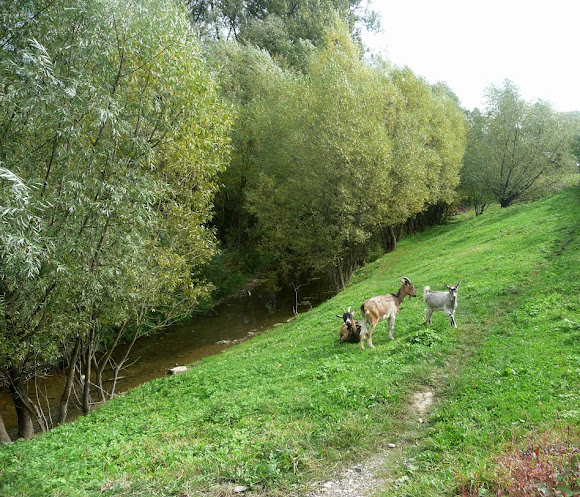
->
[[459, 433, 580, 496]]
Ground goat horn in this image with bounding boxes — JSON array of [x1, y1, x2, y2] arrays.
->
[[348, 306, 351, 313]]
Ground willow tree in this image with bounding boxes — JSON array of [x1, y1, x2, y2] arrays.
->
[[245, 24, 396, 290], [236, 22, 467, 292], [209, 41, 296, 253], [461, 109, 495, 215], [0, 0, 231, 439], [185, 0, 370, 43], [462, 80, 575, 208], [381, 69, 466, 241]]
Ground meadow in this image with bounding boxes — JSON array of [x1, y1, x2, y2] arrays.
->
[[0, 188, 578, 496]]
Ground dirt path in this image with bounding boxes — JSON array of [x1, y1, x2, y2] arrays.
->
[[304, 391, 434, 497]]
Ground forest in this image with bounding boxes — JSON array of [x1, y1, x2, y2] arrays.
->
[[0, 0, 578, 442]]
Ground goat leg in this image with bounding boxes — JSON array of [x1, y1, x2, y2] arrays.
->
[[449, 313, 456, 328], [365, 324, 376, 348], [388, 316, 396, 340], [359, 320, 367, 349]]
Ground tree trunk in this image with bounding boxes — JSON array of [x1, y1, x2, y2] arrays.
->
[[388, 225, 397, 252], [292, 282, 302, 315], [57, 335, 82, 426], [82, 331, 93, 415], [337, 263, 345, 290], [0, 413, 11, 443], [8, 367, 35, 439], [329, 262, 345, 293], [475, 202, 488, 216], [94, 320, 129, 402], [380, 225, 397, 252], [108, 322, 143, 399]]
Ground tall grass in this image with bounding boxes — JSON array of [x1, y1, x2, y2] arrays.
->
[[0, 189, 578, 497]]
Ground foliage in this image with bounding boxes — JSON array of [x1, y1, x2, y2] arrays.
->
[[185, 0, 373, 56], [568, 112, 580, 174], [245, 24, 395, 288], [0, 168, 44, 283], [0, 0, 231, 436], [461, 80, 577, 209], [208, 40, 293, 254], [209, 22, 466, 293], [1, 188, 577, 496], [460, 109, 495, 215], [459, 437, 579, 496]]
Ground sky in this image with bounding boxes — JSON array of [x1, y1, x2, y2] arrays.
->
[[362, 0, 580, 112]]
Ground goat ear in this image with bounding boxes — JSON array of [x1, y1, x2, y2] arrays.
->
[[456, 281, 461, 287], [336, 314, 343, 319]]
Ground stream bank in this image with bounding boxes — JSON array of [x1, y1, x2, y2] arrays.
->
[[0, 277, 335, 437]]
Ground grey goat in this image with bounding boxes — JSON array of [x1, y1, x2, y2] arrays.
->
[[424, 282, 461, 328]]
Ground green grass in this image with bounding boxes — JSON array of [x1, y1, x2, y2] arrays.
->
[[381, 192, 580, 496], [1, 189, 578, 497]]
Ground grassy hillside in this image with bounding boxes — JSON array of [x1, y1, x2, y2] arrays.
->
[[1, 189, 578, 497]]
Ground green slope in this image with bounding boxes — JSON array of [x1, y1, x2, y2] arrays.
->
[[1, 189, 578, 497]]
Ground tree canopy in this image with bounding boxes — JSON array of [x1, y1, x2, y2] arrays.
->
[[461, 80, 576, 210], [185, 0, 377, 67], [211, 23, 467, 291]]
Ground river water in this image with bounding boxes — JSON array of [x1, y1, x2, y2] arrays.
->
[[0, 279, 335, 436]]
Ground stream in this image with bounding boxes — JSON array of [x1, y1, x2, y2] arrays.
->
[[0, 279, 335, 436]]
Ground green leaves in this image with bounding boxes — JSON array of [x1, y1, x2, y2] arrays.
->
[[461, 80, 577, 209], [0, 0, 232, 430], [216, 24, 466, 290], [0, 167, 45, 282]]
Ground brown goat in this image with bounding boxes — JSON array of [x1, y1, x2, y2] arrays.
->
[[359, 277, 417, 349], [336, 307, 362, 343]]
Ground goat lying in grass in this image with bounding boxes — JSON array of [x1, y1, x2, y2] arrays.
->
[[424, 281, 460, 328], [359, 277, 417, 349], [336, 307, 361, 343]]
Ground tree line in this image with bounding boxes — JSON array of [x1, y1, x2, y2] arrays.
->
[[0, 0, 576, 441], [209, 27, 467, 293]]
